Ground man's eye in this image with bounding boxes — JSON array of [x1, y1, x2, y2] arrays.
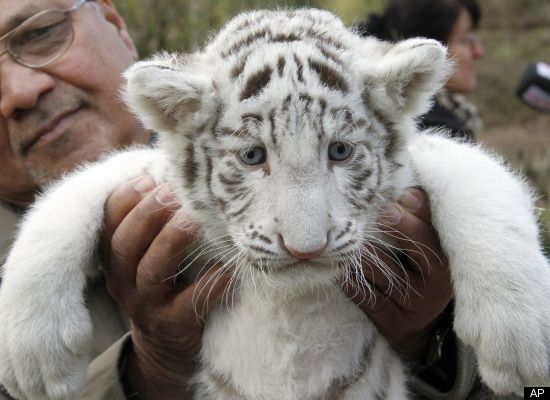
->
[[17, 24, 58, 46], [328, 142, 354, 162], [238, 147, 266, 165]]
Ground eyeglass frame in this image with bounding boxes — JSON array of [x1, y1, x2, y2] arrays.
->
[[0, 0, 94, 69]]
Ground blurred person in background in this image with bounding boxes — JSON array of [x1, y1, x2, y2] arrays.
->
[[360, 0, 485, 142]]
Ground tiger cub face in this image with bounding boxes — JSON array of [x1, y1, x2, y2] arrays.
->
[[124, 9, 449, 288]]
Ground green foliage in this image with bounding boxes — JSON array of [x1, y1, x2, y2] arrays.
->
[[115, 0, 384, 56]]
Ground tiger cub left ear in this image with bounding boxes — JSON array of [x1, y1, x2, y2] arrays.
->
[[362, 38, 450, 118], [123, 52, 217, 134]]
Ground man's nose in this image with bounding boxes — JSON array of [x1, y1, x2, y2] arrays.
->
[[0, 59, 55, 118]]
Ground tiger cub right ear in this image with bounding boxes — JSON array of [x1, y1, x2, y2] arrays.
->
[[123, 52, 218, 134], [361, 38, 450, 118]]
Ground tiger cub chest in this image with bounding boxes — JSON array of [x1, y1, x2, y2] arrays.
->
[[195, 284, 408, 400]]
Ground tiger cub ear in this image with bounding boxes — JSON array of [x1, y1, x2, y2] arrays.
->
[[123, 52, 217, 134], [362, 38, 450, 118]]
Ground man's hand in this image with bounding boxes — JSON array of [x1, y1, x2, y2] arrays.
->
[[100, 175, 231, 399], [343, 188, 452, 361]]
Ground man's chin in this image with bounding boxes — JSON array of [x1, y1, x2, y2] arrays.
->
[[24, 142, 103, 186], [25, 148, 103, 186], [26, 161, 69, 186]]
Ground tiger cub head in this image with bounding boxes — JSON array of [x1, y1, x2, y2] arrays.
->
[[124, 9, 448, 289]]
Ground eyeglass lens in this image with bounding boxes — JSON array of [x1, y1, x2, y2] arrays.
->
[[8, 10, 72, 67]]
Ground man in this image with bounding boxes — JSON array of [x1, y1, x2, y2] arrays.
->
[[0, 1, 466, 399]]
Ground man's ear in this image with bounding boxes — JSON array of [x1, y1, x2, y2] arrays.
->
[[96, 0, 138, 59], [123, 53, 217, 134], [362, 38, 450, 118]]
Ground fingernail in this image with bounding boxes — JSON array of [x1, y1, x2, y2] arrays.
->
[[155, 185, 175, 205], [134, 175, 155, 193], [399, 189, 423, 211], [173, 211, 199, 233], [380, 204, 402, 225]]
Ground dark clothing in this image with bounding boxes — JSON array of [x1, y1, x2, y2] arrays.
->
[[419, 92, 482, 142]]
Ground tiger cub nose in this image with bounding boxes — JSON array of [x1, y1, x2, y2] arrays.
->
[[279, 235, 327, 260]]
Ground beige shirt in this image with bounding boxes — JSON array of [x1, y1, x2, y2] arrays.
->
[[0, 202, 19, 267]]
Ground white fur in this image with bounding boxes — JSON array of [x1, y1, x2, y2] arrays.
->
[[0, 9, 548, 400], [409, 134, 550, 393]]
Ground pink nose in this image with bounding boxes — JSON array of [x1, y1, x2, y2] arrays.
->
[[280, 236, 327, 260]]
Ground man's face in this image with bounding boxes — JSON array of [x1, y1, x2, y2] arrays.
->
[[0, 0, 147, 186]]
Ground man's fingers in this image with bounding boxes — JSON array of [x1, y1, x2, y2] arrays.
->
[[398, 188, 431, 224], [347, 187, 450, 312], [377, 188, 452, 315], [105, 184, 177, 293], [358, 243, 413, 302], [135, 210, 200, 304], [101, 175, 156, 262], [379, 189, 446, 274]]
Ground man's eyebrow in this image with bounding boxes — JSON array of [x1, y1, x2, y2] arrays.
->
[[0, 3, 64, 37]]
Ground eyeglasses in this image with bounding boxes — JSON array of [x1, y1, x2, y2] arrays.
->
[[0, 0, 94, 69]]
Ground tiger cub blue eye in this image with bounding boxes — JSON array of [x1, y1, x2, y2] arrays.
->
[[238, 146, 266, 165], [328, 142, 354, 161]]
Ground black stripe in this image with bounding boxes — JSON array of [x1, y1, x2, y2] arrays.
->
[[193, 200, 208, 210], [294, 54, 304, 82], [242, 113, 263, 123], [317, 45, 344, 66], [304, 28, 345, 50], [346, 194, 367, 211], [317, 97, 327, 140], [308, 58, 349, 93], [204, 145, 214, 198], [218, 172, 244, 186], [258, 235, 273, 245], [240, 66, 273, 101], [299, 93, 313, 113], [230, 189, 250, 201], [375, 111, 401, 159], [223, 28, 269, 58], [230, 59, 247, 80], [282, 94, 292, 111], [248, 245, 276, 255], [335, 229, 347, 241], [221, 19, 347, 59], [183, 143, 198, 186], [334, 222, 352, 241], [333, 239, 357, 253], [350, 169, 373, 192], [218, 126, 246, 137], [269, 108, 277, 145], [277, 56, 286, 77], [272, 33, 299, 42], [228, 198, 253, 218]]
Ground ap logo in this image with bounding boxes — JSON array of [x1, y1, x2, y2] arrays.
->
[[526, 387, 550, 399]]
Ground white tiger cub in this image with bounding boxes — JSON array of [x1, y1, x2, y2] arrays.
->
[[0, 8, 549, 400]]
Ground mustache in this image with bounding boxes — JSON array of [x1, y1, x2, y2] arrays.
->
[[11, 98, 90, 157]]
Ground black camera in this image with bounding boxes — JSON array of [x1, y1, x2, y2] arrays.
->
[[516, 62, 550, 113]]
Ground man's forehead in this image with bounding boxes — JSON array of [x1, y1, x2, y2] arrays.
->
[[0, 0, 71, 36]]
